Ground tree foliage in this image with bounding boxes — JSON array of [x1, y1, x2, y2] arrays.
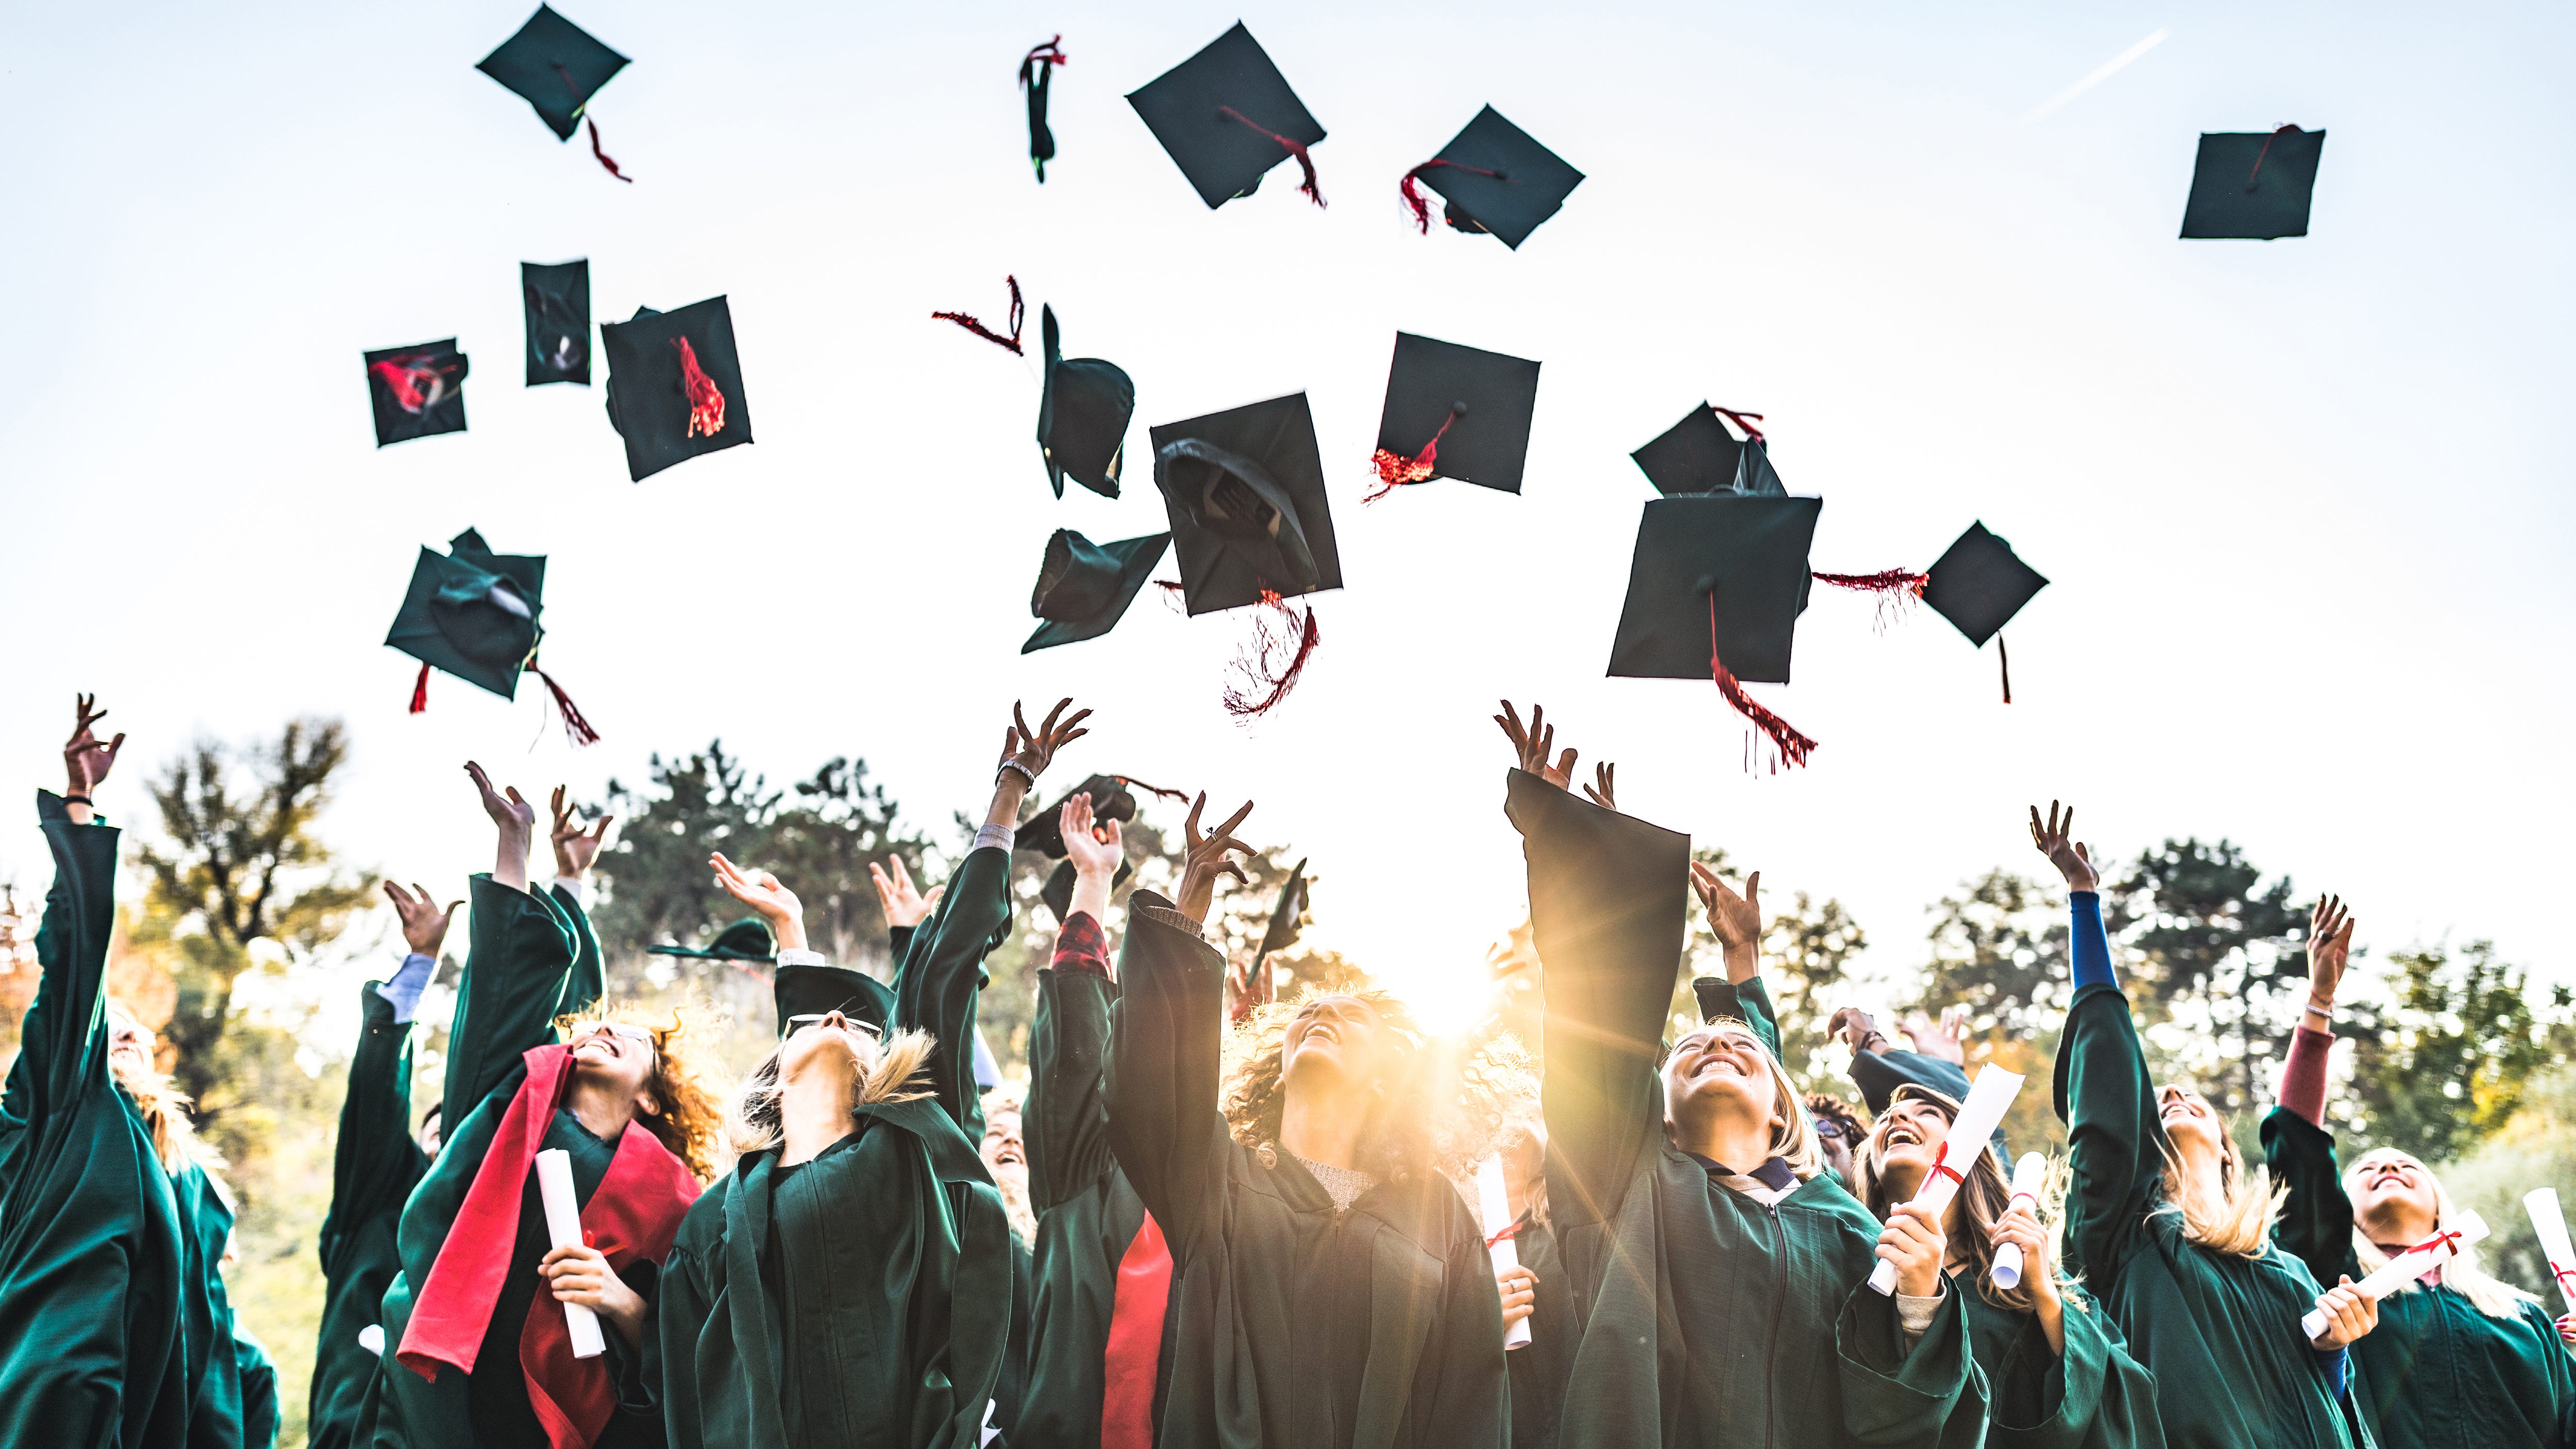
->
[[2335, 942, 2576, 1162], [2108, 838, 2309, 1124]]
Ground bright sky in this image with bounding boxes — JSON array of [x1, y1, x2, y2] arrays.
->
[[6, 2, 2572, 1023]]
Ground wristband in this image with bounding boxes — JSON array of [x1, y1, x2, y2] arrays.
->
[[2303, 1000, 2333, 1021], [996, 758, 1037, 788], [63, 794, 92, 805]]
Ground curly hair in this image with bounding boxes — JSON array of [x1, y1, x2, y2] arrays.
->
[[1221, 988, 1537, 1184], [557, 1000, 728, 1183], [722, 1025, 938, 1169]]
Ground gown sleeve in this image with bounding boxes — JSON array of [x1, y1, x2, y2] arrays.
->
[[1846, 1049, 1975, 1117], [549, 881, 607, 1019], [1506, 769, 1690, 1233], [2051, 894, 2162, 1290], [1835, 1281, 1987, 1449], [436, 875, 578, 1131], [892, 844, 1013, 1138], [1026, 912, 1116, 1213], [13, 791, 121, 1139], [319, 984, 427, 1279], [1104, 892, 1230, 1261], [1691, 974, 1784, 1061], [2260, 1106, 2360, 1292]]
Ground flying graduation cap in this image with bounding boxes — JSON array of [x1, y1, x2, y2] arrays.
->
[[384, 528, 599, 743], [477, 5, 634, 180], [1241, 857, 1308, 1015], [648, 917, 777, 965], [1921, 522, 2048, 702], [1021, 36, 1068, 181], [602, 298, 751, 481], [1129, 23, 1326, 210], [2180, 126, 2325, 239], [1037, 305, 1134, 499], [1398, 105, 1584, 249], [1609, 495, 1823, 767], [1015, 772, 1184, 924], [1630, 404, 1786, 497], [1369, 332, 1541, 500], [364, 341, 469, 447], [1026, 529, 1170, 654], [522, 260, 590, 386]]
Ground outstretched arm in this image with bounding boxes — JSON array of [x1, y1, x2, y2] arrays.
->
[[2263, 895, 2362, 1287], [437, 764, 577, 1129], [2035, 800, 2158, 1286], [1826, 1007, 1974, 1115], [1027, 792, 1124, 1211], [1687, 863, 1781, 1058], [17, 695, 130, 1132]]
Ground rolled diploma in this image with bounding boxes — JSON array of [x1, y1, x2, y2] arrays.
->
[[1870, 1064, 2027, 1295], [2522, 1188, 2576, 1314], [535, 1148, 606, 1359], [1477, 1155, 1532, 1349], [2300, 1210, 2490, 1340], [1990, 1151, 2051, 1290]]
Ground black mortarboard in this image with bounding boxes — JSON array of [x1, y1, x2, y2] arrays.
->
[[1021, 36, 1067, 182], [522, 260, 591, 386], [772, 961, 895, 1038], [1025, 530, 1170, 654], [2180, 126, 2325, 240], [1150, 394, 1342, 616], [1400, 106, 1584, 250], [1017, 772, 1163, 925], [601, 297, 752, 482], [384, 528, 546, 699], [1127, 23, 1327, 210], [1370, 332, 1541, 496], [1259, 858, 1308, 961], [477, 6, 629, 142], [1609, 494, 1823, 685], [1922, 522, 2048, 648], [647, 916, 775, 964], [1630, 404, 1785, 497], [364, 341, 469, 447], [1037, 306, 1133, 500]]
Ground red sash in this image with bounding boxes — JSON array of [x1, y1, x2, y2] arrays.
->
[[1100, 1210, 1173, 1449]]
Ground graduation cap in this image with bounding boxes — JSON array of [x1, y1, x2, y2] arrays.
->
[[602, 297, 751, 481], [772, 961, 896, 1039], [1021, 36, 1068, 182], [477, 5, 634, 181], [384, 528, 600, 742], [1630, 404, 1785, 497], [1255, 858, 1307, 972], [2180, 126, 2324, 240], [1037, 305, 1134, 500], [364, 341, 469, 447], [522, 260, 590, 386], [1128, 22, 1326, 210], [647, 917, 776, 964], [1025, 530, 1170, 653], [1369, 332, 1541, 500], [1398, 106, 1584, 249], [1014, 773, 1180, 925], [1922, 522, 2048, 702], [1608, 494, 1823, 767]]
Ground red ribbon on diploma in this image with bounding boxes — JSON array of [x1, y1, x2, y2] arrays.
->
[[2406, 1227, 2466, 1259], [1486, 1219, 1525, 1249], [1927, 1141, 1967, 1190], [2548, 1259, 2575, 1298]]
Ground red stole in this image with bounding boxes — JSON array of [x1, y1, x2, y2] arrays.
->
[[1100, 1210, 1173, 1449], [395, 1044, 702, 1449]]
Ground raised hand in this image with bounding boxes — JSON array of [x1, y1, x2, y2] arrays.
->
[[2027, 800, 2099, 893], [868, 857, 945, 929], [1494, 700, 1577, 790], [1900, 1005, 1971, 1067], [712, 852, 808, 953], [1582, 761, 1617, 811], [465, 762, 537, 891], [1061, 792, 1124, 879], [2309, 1274, 2379, 1350], [549, 785, 614, 881], [1827, 1006, 1889, 1055], [383, 881, 463, 957], [1002, 697, 1092, 784], [64, 694, 126, 799], [1691, 861, 1761, 982], [1176, 792, 1254, 924], [2307, 895, 2354, 1009]]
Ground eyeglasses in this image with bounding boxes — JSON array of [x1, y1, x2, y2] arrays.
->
[[785, 1014, 882, 1038], [569, 1021, 654, 1044], [1812, 1120, 1848, 1141]]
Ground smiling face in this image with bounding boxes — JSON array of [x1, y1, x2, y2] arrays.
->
[[982, 1106, 1028, 1192], [779, 1011, 878, 1084], [2156, 1083, 2224, 1156], [2347, 1148, 2441, 1238], [107, 1007, 156, 1078], [1865, 1094, 1957, 1204], [570, 1021, 659, 1106], [1662, 1022, 1783, 1136], [1282, 995, 1392, 1090]]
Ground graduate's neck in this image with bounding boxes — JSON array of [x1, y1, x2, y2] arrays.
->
[[1278, 1076, 1371, 1173], [1669, 1100, 1775, 1177], [2357, 1194, 2437, 1249], [564, 1074, 643, 1144], [778, 1061, 859, 1167], [2169, 1139, 2228, 1217]]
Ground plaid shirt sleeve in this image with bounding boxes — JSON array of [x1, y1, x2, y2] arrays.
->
[[1052, 910, 1110, 977]]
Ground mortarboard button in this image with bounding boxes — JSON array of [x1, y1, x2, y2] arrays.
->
[[600, 297, 752, 482], [477, 6, 634, 180], [364, 341, 470, 447], [1609, 495, 1824, 766], [2180, 125, 2324, 239], [1631, 404, 1786, 496], [522, 261, 591, 387], [1024, 529, 1172, 654], [1922, 522, 2048, 703], [1128, 23, 1327, 210], [1037, 305, 1134, 500], [1369, 332, 1541, 499], [1398, 106, 1584, 249]]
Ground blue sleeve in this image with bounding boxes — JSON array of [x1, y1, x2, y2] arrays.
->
[[2316, 1347, 2348, 1399], [2071, 891, 2117, 989]]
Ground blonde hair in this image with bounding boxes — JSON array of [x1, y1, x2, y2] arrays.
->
[[1853, 1085, 2058, 1313], [556, 1001, 727, 1182], [2152, 1098, 2286, 1258], [1662, 1017, 1828, 1182], [105, 1000, 232, 1209], [2344, 1149, 2535, 1321], [723, 1024, 938, 1164]]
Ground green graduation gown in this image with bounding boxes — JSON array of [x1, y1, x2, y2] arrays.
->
[[1106, 890, 1511, 1449], [233, 1324, 278, 1449], [1953, 1285, 2164, 1449], [1508, 770, 1986, 1449], [2055, 980, 2363, 1448], [1502, 1206, 1575, 1449], [2264, 1107, 2576, 1449], [175, 1155, 256, 1449], [652, 844, 1016, 1449], [0, 791, 191, 1449], [310, 983, 430, 1449]]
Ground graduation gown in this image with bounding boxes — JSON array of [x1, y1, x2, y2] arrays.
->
[[1954, 1285, 2164, 1449], [0, 791, 191, 1449], [310, 983, 430, 1449], [1508, 769, 1986, 1449], [652, 844, 1017, 1449], [2264, 1107, 2576, 1449], [1105, 890, 1510, 1449], [2055, 978, 2362, 1448], [1502, 1208, 1576, 1449], [175, 1156, 253, 1449], [233, 1325, 279, 1449], [1021, 919, 1178, 1449]]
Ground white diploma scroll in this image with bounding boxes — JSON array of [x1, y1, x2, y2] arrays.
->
[[1990, 1152, 2051, 1290], [535, 1148, 607, 1360], [2299, 1210, 2490, 1341], [1870, 1064, 2027, 1296], [2522, 1188, 2576, 1315], [1477, 1155, 1533, 1350]]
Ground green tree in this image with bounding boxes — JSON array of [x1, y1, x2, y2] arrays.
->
[[1901, 868, 2074, 1154], [2335, 942, 2576, 1162], [2109, 838, 2307, 1124], [1671, 848, 1869, 1078]]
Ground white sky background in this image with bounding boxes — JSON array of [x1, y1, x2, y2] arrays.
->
[[5, 1, 2572, 1025]]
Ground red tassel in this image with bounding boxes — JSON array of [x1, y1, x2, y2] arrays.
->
[[368, 355, 458, 414], [1223, 590, 1321, 719], [1218, 106, 1325, 208], [931, 276, 1027, 355], [1998, 633, 2013, 705], [1811, 569, 1927, 597], [671, 336, 727, 438], [535, 668, 602, 746], [1710, 406, 1766, 444], [408, 662, 430, 715], [2247, 123, 2302, 187], [586, 118, 633, 182], [1710, 595, 1815, 769], [1019, 35, 1068, 83], [1365, 408, 1459, 502], [1115, 776, 1193, 804], [1397, 159, 1505, 234]]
